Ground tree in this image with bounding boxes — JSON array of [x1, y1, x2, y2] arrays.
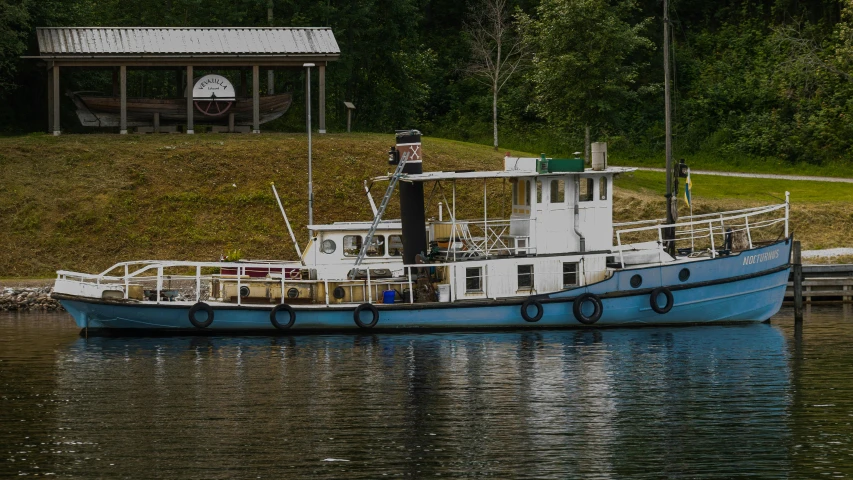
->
[[0, 0, 30, 94], [520, 0, 652, 160], [463, 0, 527, 150]]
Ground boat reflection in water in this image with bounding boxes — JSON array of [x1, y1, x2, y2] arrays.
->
[[49, 324, 791, 477]]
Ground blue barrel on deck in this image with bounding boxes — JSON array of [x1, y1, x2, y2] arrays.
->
[[383, 290, 396, 304]]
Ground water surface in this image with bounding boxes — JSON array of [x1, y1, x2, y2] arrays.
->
[[1, 308, 852, 478]]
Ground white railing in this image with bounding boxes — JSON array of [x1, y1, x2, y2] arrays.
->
[[613, 194, 789, 268], [429, 219, 533, 259]]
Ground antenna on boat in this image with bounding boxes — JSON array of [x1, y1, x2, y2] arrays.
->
[[271, 182, 306, 266]]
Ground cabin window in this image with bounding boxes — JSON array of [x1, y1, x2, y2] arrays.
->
[[518, 264, 534, 289], [579, 177, 594, 202], [550, 179, 565, 203], [343, 235, 362, 256], [320, 239, 336, 254], [366, 235, 385, 257], [388, 235, 404, 256], [600, 177, 608, 200], [536, 180, 543, 204], [515, 179, 531, 206], [563, 262, 579, 287], [466, 267, 483, 292], [512, 180, 518, 205]]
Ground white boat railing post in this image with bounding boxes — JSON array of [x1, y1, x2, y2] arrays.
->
[[745, 216, 753, 249], [196, 265, 201, 302], [709, 221, 716, 257], [657, 226, 665, 252], [324, 279, 330, 306], [281, 267, 285, 304], [617, 231, 625, 268], [124, 264, 129, 299], [785, 191, 790, 238], [367, 268, 372, 303], [156, 266, 162, 305], [407, 266, 414, 303], [452, 180, 457, 262], [237, 266, 242, 307]]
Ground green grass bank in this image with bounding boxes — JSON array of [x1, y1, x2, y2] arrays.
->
[[1, 133, 850, 278]]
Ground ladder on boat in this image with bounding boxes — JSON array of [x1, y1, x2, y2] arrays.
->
[[350, 151, 410, 277]]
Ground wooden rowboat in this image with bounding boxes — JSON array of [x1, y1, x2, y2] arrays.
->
[[68, 91, 292, 128]]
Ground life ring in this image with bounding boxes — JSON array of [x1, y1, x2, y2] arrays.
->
[[650, 287, 674, 314], [188, 302, 214, 329], [573, 293, 603, 325], [353, 303, 379, 328], [521, 298, 544, 322], [270, 304, 296, 330]]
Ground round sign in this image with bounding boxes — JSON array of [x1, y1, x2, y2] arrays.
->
[[192, 74, 236, 101]]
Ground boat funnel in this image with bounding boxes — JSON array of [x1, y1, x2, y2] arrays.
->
[[592, 142, 607, 171], [395, 130, 426, 266]]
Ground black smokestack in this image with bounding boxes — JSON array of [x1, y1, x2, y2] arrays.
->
[[394, 130, 426, 265]]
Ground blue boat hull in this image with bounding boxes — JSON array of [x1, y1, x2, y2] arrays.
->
[[57, 240, 792, 333]]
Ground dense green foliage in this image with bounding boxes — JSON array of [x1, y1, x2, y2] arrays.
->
[[1, 0, 852, 165]]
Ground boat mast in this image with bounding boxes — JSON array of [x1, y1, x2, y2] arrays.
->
[[663, 0, 675, 253]]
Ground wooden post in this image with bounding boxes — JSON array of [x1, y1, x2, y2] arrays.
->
[[347, 109, 352, 133], [47, 65, 54, 134], [228, 112, 235, 133], [153, 112, 160, 133], [52, 65, 60, 135], [793, 240, 803, 324], [319, 64, 326, 134], [252, 65, 260, 133], [186, 65, 194, 134], [120, 65, 128, 134]]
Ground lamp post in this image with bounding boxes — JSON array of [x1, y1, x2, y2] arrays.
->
[[304, 62, 315, 232]]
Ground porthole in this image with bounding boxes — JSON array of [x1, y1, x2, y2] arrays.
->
[[333, 286, 346, 299], [287, 287, 299, 298], [630, 274, 643, 288], [239, 286, 250, 298], [679, 268, 690, 282], [321, 239, 336, 254]]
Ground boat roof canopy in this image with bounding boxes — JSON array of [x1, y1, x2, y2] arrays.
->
[[372, 166, 635, 183]]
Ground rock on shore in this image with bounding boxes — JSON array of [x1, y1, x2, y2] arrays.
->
[[0, 287, 64, 312]]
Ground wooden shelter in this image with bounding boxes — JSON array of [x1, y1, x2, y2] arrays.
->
[[26, 27, 340, 134]]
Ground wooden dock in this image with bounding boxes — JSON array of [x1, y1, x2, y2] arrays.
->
[[785, 265, 853, 304]]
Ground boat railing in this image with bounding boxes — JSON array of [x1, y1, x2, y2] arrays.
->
[[56, 258, 582, 307], [429, 219, 534, 259], [613, 194, 789, 267]]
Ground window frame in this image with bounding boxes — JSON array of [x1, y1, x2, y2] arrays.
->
[[550, 179, 565, 203], [517, 264, 535, 290], [599, 177, 608, 201], [562, 262, 579, 288], [465, 266, 483, 293], [388, 234, 404, 257], [343, 235, 362, 257], [579, 177, 594, 202]]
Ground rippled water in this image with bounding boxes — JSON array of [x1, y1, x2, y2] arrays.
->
[[1, 307, 852, 478]]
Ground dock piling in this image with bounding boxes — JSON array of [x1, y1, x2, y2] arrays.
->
[[793, 241, 803, 323]]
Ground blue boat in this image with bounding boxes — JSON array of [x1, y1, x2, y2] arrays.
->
[[53, 131, 793, 333]]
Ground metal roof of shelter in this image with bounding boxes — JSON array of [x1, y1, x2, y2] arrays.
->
[[30, 27, 340, 66]]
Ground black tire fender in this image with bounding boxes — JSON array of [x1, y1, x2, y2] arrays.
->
[[353, 303, 379, 328], [188, 302, 214, 329], [650, 287, 674, 314], [521, 298, 544, 322], [270, 304, 296, 330], [573, 293, 603, 325]]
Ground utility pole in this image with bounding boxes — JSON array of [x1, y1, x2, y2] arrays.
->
[[663, 0, 675, 255]]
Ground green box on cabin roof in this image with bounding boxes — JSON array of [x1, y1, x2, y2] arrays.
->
[[547, 157, 585, 173]]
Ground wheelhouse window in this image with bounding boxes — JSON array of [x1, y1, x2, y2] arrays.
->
[[388, 235, 403, 257], [366, 235, 385, 257], [466, 267, 483, 292], [600, 177, 608, 200], [518, 264, 534, 289], [550, 179, 565, 203], [579, 177, 594, 202], [563, 262, 579, 287], [536, 180, 543, 204], [343, 235, 362, 257], [514, 179, 531, 206]]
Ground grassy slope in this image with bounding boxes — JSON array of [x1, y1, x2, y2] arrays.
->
[[0, 133, 850, 278]]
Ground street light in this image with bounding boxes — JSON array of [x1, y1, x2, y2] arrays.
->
[[304, 62, 315, 232]]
